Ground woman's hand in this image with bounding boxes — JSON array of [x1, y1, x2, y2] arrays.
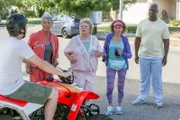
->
[[70, 56, 77, 64], [95, 50, 103, 57], [102, 54, 106, 62], [53, 59, 59, 67], [117, 50, 123, 55]]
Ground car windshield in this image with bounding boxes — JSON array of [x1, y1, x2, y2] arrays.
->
[[53, 14, 60, 21], [69, 15, 82, 20], [53, 14, 81, 21]]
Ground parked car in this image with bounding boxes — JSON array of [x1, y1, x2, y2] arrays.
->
[[51, 14, 80, 38]]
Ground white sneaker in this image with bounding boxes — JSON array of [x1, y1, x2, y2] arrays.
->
[[156, 101, 163, 108], [106, 106, 113, 115], [132, 98, 146, 105], [115, 106, 123, 115]]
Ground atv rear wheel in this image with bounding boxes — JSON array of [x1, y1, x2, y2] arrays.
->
[[0, 108, 22, 120], [0, 115, 14, 120]]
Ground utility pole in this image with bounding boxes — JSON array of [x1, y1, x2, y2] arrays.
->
[[119, 0, 123, 20]]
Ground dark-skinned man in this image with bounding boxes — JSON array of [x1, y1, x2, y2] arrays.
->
[[132, 3, 169, 108]]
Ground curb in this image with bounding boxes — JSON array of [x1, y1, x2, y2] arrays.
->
[[170, 38, 180, 41], [95, 31, 180, 42], [0, 24, 5, 27]]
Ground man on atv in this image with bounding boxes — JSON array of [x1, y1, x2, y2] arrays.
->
[[0, 13, 71, 120]]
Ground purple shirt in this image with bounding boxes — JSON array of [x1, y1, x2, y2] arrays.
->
[[103, 33, 132, 69]]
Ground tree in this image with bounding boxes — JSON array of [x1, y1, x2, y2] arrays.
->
[[51, 0, 137, 17], [0, 0, 7, 22], [0, 0, 24, 22], [0, 0, 137, 22], [31, 0, 137, 17]]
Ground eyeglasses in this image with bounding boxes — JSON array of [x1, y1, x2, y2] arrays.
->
[[19, 31, 25, 34]]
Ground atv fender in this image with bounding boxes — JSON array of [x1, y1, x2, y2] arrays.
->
[[68, 90, 99, 120]]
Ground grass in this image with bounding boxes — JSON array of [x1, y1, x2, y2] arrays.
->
[[98, 24, 180, 33], [169, 26, 180, 31], [0, 19, 41, 25], [0, 22, 5, 25], [97, 25, 137, 33], [27, 19, 41, 24], [1, 18, 180, 32]]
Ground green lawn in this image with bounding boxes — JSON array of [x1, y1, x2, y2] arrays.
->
[[98, 24, 180, 33], [27, 19, 41, 24], [169, 26, 180, 31], [1, 19, 41, 25], [1, 18, 180, 32], [97, 25, 137, 33]]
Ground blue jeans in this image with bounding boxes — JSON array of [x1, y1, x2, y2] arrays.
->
[[138, 55, 163, 103]]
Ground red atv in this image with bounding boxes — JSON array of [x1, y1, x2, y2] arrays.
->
[[0, 68, 112, 120]]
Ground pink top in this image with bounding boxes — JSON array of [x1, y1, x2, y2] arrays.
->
[[64, 35, 102, 72]]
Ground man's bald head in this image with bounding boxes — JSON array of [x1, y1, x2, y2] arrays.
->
[[148, 3, 159, 21], [149, 3, 158, 10]]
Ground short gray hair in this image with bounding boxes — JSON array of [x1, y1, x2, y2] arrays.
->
[[80, 18, 93, 34], [41, 12, 53, 22]]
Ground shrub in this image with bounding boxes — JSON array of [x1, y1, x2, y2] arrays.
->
[[1, 8, 9, 19], [20, 10, 39, 18], [169, 19, 180, 26], [127, 25, 137, 33]]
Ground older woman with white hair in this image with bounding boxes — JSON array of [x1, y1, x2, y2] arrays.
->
[[26, 12, 59, 83], [64, 18, 103, 91]]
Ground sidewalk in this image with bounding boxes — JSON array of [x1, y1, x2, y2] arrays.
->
[[0, 24, 5, 27], [96, 22, 180, 42], [95, 30, 180, 45], [95, 31, 136, 40], [96, 22, 136, 39]]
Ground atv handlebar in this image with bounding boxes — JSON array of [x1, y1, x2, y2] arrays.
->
[[57, 67, 74, 84]]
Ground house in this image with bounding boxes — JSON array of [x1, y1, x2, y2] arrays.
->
[[123, 0, 178, 24]]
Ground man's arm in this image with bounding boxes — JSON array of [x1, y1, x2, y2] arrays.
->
[[134, 37, 141, 64], [28, 54, 70, 77], [23, 59, 31, 64], [162, 39, 169, 66]]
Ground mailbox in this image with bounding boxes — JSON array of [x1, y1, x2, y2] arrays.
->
[[89, 11, 102, 25]]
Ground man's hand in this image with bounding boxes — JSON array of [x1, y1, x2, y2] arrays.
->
[[26, 64, 32, 74], [135, 55, 139, 64], [63, 72, 72, 78], [162, 56, 167, 66]]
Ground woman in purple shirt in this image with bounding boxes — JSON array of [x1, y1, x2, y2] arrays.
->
[[102, 20, 132, 115]]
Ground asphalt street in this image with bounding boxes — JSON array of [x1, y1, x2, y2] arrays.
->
[[0, 25, 180, 120]]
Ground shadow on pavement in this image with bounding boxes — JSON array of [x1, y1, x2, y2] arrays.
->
[[94, 77, 180, 120]]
